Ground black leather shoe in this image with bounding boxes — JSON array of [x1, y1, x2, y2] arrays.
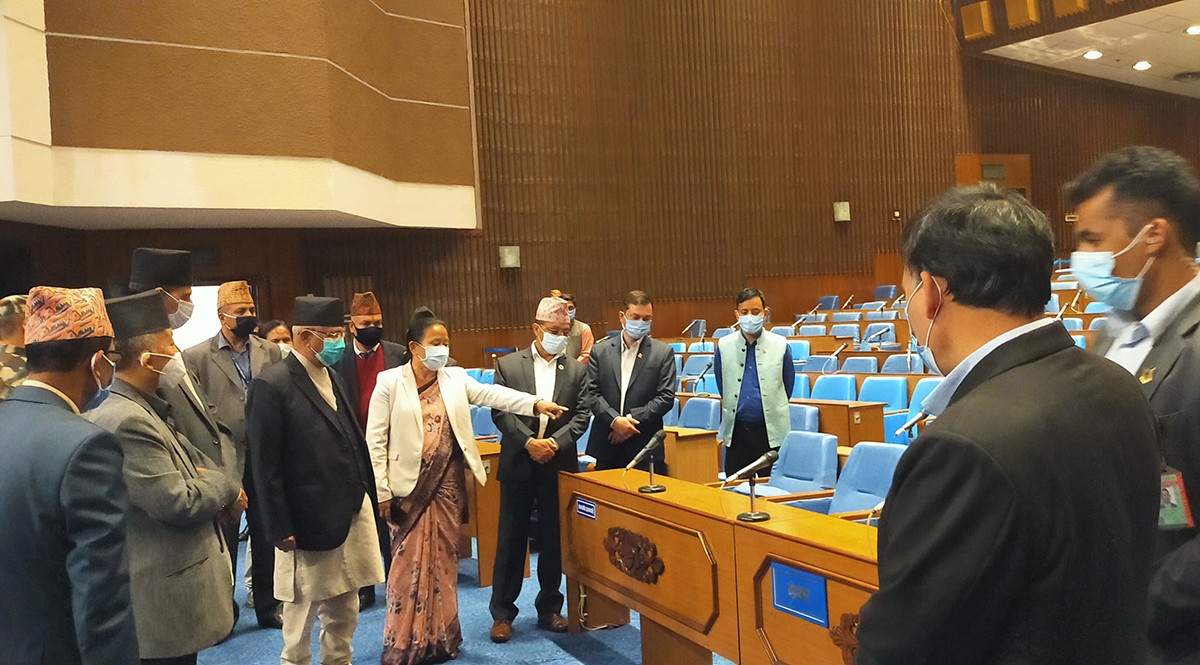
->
[[537, 613, 569, 633], [358, 587, 377, 611], [256, 604, 283, 630]]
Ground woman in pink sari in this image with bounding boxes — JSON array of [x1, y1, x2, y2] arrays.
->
[[366, 308, 567, 664]]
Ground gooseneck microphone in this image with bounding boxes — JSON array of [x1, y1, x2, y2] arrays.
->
[[626, 429, 668, 471], [724, 449, 780, 485]]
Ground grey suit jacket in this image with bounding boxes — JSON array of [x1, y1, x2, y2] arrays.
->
[[1095, 291, 1200, 664], [183, 333, 282, 475], [165, 372, 238, 481], [0, 385, 139, 665], [87, 380, 240, 659]]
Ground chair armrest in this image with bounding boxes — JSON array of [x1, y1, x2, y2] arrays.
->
[[831, 510, 875, 521], [708, 476, 768, 489], [764, 488, 835, 503]]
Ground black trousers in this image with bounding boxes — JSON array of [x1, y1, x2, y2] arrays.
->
[[489, 471, 565, 621], [725, 419, 773, 478], [243, 457, 279, 620]]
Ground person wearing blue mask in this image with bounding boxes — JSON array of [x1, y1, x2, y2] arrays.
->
[[560, 293, 595, 364], [584, 290, 677, 471], [855, 184, 1160, 665], [246, 296, 385, 665], [714, 288, 794, 478], [1069, 146, 1200, 665]]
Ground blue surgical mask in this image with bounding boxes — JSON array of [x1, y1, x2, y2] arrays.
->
[[316, 337, 345, 367], [568, 309, 576, 321], [623, 318, 651, 341], [905, 280, 943, 376], [1071, 225, 1154, 312], [165, 294, 194, 330], [421, 344, 450, 371], [84, 353, 116, 412], [539, 330, 568, 356], [738, 314, 765, 336]]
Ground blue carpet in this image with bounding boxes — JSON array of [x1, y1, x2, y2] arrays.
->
[[202, 542, 736, 664]]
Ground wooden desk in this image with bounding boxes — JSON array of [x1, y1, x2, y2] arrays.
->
[[463, 440, 528, 587], [789, 399, 885, 447], [663, 427, 721, 484]]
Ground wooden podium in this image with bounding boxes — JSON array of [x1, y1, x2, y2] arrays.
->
[[662, 426, 721, 484], [560, 470, 878, 664]]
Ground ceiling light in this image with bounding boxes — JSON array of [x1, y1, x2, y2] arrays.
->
[[1133, 60, 1152, 71], [1187, 25, 1200, 36], [1083, 50, 1103, 60]]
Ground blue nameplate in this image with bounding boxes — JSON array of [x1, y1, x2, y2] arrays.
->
[[576, 498, 597, 520], [770, 562, 829, 627]]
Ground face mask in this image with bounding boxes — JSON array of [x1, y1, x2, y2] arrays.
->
[[623, 317, 651, 341], [311, 334, 345, 367], [1071, 225, 1154, 312], [568, 309, 576, 321], [276, 343, 293, 356], [166, 297, 194, 330], [224, 314, 258, 338], [905, 280, 943, 376], [419, 344, 450, 371], [738, 313, 765, 335], [143, 352, 187, 390], [354, 325, 384, 349], [540, 331, 568, 356], [84, 353, 116, 411]]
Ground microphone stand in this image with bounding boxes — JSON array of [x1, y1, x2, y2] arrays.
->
[[737, 475, 771, 522], [638, 456, 666, 494]]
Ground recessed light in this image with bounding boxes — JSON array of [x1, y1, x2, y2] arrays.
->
[[1187, 25, 1200, 36], [1133, 60, 1152, 71], [1083, 50, 1103, 60]]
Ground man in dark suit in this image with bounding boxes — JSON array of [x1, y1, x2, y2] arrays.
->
[[488, 297, 591, 644], [1069, 147, 1200, 664], [333, 291, 406, 609], [584, 290, 676, 472], [247, 296, 384, 665], [0, 286, 139, 665], [855, 185, 1161, 665], [183, 279, 284, 627]]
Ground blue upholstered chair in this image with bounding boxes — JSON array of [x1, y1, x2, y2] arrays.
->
[[811, 375, 857, 401], [781, 442, 907, 514], [731, 431, 837, 497]]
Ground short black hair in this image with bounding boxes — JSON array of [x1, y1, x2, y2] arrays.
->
[[736, 288, 766, 307], [903, 184, 1052, 318], [258, 320, 287, 337], [26, 337, 112, 373], [1066, 146, 1200, 248], [560, 294, 575, 303], [114, 332, 159, 371], [621, 291, 652, 310]]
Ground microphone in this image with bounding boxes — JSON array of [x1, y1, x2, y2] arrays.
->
[[796, 305, 818, 325], [625, 429, 668, 471], [694, 361, 714, 395], [680, 319, 699, 336], [894, 409, 928, 437], [723, 449, 780, 485], [842, 295, 855, 309], [890, 293, 906, 308], [864, 328, 888, 344], [1066, 290, 1082, 314]]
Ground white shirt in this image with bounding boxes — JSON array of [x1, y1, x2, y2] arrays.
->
[[531, 343, 558, 438], [295, 352, 337, 411], [1105, 273, 1200, 375], [619, 334, 640, 415]]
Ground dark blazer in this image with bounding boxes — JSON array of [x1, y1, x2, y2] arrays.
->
[[334, 339, 407, 412], [183, 333, 282, 476], [0, 385, 139, 665], [584, 335, 676, 466], [492, 347, 591, 483], [856, 323, 1160, 665], [1095, 290, 1200, 664], [247, 354, 377, 551]]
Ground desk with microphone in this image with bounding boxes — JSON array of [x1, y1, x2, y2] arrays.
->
[[722, 449, 780, 522], [625, 429, 668, 493]]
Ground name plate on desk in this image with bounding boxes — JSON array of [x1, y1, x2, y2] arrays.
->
[[770, 562, 829, 628], [576, 497, 597, 520]]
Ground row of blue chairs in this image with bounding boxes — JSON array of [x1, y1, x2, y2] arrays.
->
[[465, 368, 495, 384], [1044, 293, 1110, 314], [1059, 317, 1106, 332]]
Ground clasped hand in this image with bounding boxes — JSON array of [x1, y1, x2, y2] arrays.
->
[[609, 415, 640, 443], [526, 438, 558, 464]]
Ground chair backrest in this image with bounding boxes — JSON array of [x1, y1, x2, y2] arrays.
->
[[471, 406, 499, 438], [831, 312, 862, 322], [1089, 317, 1107, 331], [480, 369, 496, 385], [798, 325, 826, 337], [806, 355, 838, 373], [678, 397, 721, 430], [788, 404, 819, 433], [769, 325, 795, 335], [829, 324, 860, 341], [1073, 335, 1087, 349], [663, 399, 680, 427], [770, 431, 838, 493], [905, 378, 943, 431], [873, 285, 898, 300], [674, 355, 683, 376], [1045, 294, 1060, 314], [788, 340, 811, 361], [687, 341, 715, 353], [827, 442, 908, 514], [465, 368, 483, 381], [668, 342, 686, 354], [863, 322, 896, 344], [817, 295, 840, 311], [696, 375, 720, 395], [791, 373, 811, 399], [865, 311, 898, 321], [712, 327, 734, 339], [881, 353, 924, 374], [862, 301, 887, 311], [859, 376, 908, 411], [1084, 301, 1110, 314], [1060, 317, 1083, 332], [681, 354, 713, 376], [840, 357, 878, 374], [811, 374, 857, 401], [1051, 281, 1078, 291]]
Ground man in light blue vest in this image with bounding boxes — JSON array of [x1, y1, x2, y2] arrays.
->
[[715, 288, 794, 477]]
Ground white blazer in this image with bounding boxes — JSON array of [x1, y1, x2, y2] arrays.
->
[[366, 364, 537, 503]]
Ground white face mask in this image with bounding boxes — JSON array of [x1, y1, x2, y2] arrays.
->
[[143, 351, 187, 390], [420, 344, 450, 371], [166, 297, 195, 330], [538, 325, 569, 356], [276, 343, 293, 356], [905, 280, 944, 376]]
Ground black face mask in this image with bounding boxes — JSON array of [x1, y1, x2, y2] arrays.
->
[[355, 325, 384, 349], [228, 315, 258, 338]]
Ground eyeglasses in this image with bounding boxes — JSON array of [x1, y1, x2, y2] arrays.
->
[[309, 330, 346, 342]]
